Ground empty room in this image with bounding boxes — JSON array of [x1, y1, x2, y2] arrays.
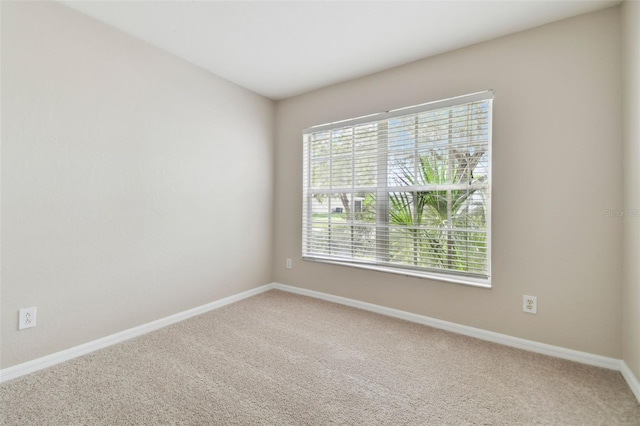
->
[[1, 0, 640, 424]]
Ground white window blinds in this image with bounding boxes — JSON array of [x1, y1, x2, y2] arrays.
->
[[302, 91, 493, 286]]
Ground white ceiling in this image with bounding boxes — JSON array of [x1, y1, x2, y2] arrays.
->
[[59, 0, 619, 100]]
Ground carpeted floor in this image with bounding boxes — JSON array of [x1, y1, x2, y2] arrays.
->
[[1, 290, 639, 425]]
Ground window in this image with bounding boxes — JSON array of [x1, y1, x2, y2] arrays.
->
[[302, 91, 493, 287]]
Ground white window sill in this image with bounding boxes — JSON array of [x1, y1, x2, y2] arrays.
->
[[303, 256, 491, 289]]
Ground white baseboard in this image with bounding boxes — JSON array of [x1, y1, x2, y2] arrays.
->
[[272, 283, 621, 371], [620, 361, 640, 403], [3, 281, 638, 405], [0, 283, 275, 383], [274, 283, 640, 404]]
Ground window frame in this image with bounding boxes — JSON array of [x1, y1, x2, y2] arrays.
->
[[302, 91, 493, 288]]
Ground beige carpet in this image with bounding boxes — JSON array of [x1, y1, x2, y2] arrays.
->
[[1, 290, 639, 425]]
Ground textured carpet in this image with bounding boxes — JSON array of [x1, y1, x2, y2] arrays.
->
[[1, 290, 639, 425]]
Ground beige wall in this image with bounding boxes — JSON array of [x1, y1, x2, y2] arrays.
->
[[274, 8, 623, 358], [622, 0, 640, 379], [1, 1, 274, 368]]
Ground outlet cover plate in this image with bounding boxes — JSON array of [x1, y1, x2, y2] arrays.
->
[[523, 295, 537, 314], [19, 307, 37, 330]]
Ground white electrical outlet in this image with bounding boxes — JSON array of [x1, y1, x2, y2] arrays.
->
[[19, 307, 37, 330], [286, 258, 292, 269], [523, 295, 537, 314]]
